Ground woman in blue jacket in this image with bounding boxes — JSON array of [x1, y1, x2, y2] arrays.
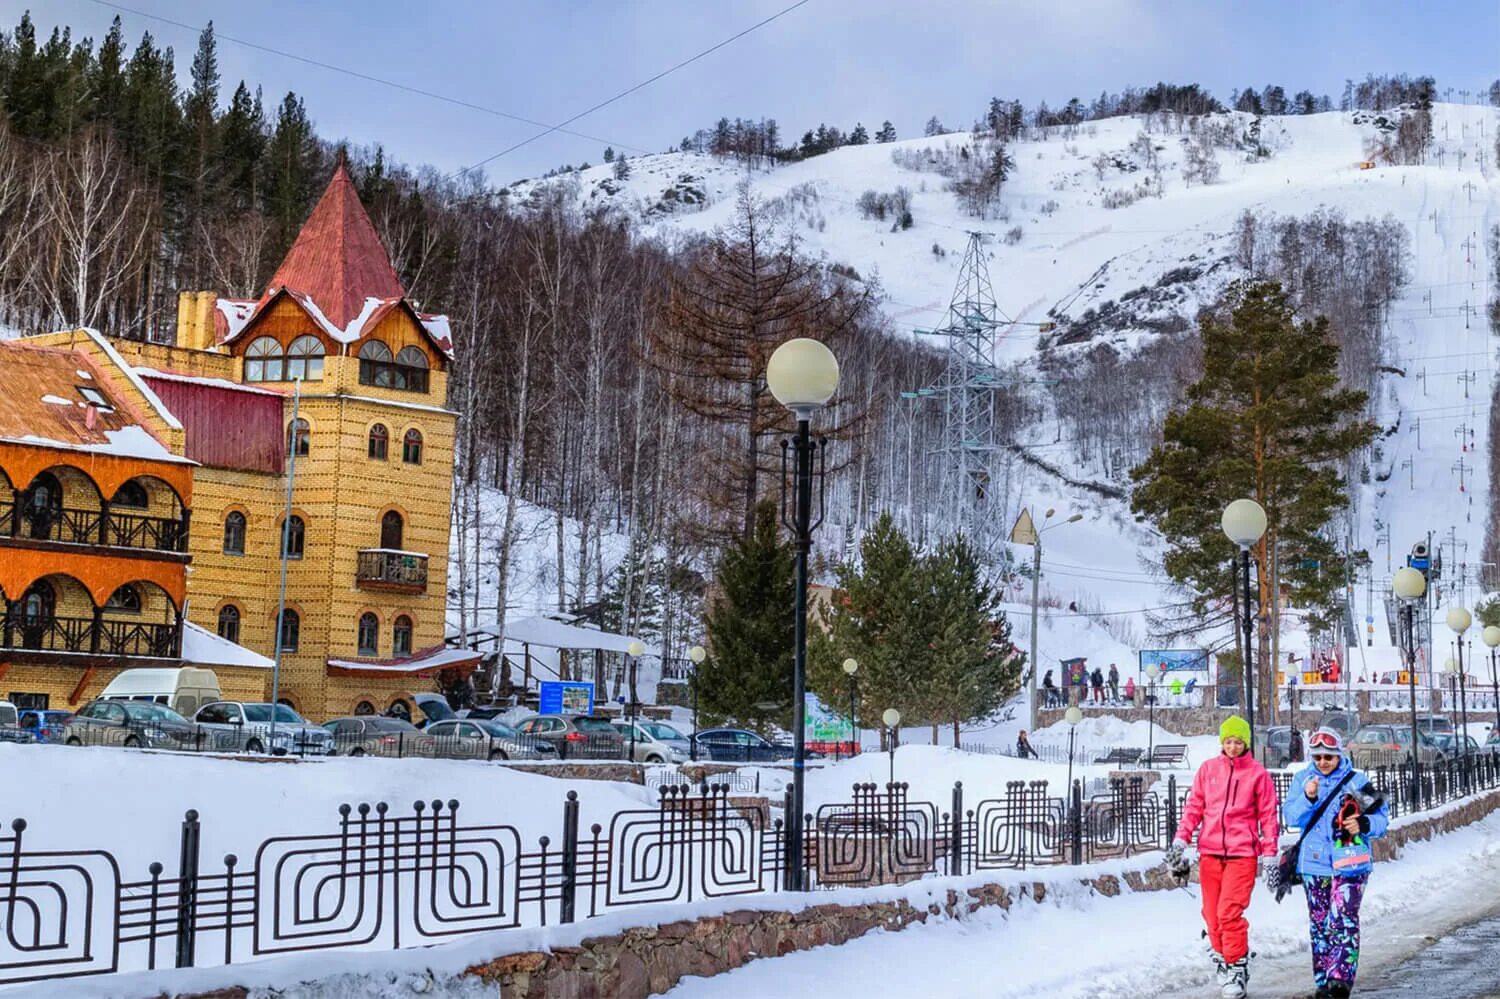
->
[[1281, 728, 1390, 999]]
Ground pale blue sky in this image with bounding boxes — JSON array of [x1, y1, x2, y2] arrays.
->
[[6, 1, 1498, 185]]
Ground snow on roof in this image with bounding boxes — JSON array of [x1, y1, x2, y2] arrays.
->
[[470, 616, 658, 656], [77, 326, 183, 430], [418, 313, 454, 354], [215, 298, 259, 341], [181, 621, 274, 669], [41, 394, 73, 406], [327, 646, 481, 674]]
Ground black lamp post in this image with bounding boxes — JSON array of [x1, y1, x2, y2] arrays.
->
[[767, 337, 839, 893], [1222, 499, 1267, 754], [883, 708, 902, 786], [1447, 608, 1473, 791], [842, 657, 859, 760], [1064, 705, 1083, 807], [1484, 626, 1500, 732], [1393, 566, 1427, 812], [1145, 663, 1161, 762], [687, 644, 706, 762]]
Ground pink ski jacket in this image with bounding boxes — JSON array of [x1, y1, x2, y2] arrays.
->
[[1173, 751, 1280, 858]]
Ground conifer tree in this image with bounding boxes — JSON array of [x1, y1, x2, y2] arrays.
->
[[264, 91, 321, 255], [612, 152, 630, 180], [875, 120, 897, 143], [848, 122, 869, 145], [602, 146, 614, 163], [1131, 281, 1376, 713], [699, 500, 796, 733]]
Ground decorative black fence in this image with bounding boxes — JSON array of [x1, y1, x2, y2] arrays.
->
[[6, 757, 1499, 987]]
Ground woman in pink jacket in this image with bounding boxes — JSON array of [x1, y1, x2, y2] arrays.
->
[[1164, 715, 1280, 999]]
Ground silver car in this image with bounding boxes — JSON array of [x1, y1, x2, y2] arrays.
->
[[425, 719, 559, 761], [65, 699, 197, 749], [612, 719, 690, 764], [194, 701, 335, 755]]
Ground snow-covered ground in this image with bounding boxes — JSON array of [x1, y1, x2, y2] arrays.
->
[[665, 803, 1500, 999]]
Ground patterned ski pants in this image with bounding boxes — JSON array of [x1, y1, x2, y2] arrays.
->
[[1304, 874, 1368, 989]]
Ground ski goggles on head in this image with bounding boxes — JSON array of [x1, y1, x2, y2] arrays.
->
[[1309, 731, 1341, 751]]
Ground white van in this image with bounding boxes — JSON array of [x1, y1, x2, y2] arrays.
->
[[100, 668, 222, 717]]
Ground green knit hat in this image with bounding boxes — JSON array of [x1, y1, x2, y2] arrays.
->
[[1219, 715, 1251, 745]]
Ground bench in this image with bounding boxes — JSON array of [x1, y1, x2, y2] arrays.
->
[[1144, 744, 1189, 769], [1093, 747, 1144, 767]]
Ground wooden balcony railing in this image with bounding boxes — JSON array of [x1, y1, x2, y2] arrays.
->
[[0, 613, 180, 658], [4, 498, 189, 554], [356, 549, 428, 592]]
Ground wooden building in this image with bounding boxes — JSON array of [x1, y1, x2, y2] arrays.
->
[[23, 163, 477, 719]]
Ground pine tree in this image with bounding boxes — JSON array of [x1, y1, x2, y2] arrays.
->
[[1131, 281, 1376, 715], [699, 500, 795, 733], [923, 115, 945, 137], [612, 152, 630, 180], [875, 120, 897, 143], [603, 146, 614, 163], [218, 82, 266, 211], [848, 122, 868, 145], [183, 22, 221, 284], [89, 16, 127, 125], [264, 91, 321, 255]]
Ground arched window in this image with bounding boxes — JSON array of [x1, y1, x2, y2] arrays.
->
[[217, 605, 241, 643], [393, 615, 413, 656], [287, 418, 310, 457], [380, 510, 404, 550], [283, 515, 305, 559], [354, 700, 376, 716], [23, 472, 62, 540], [286, 335, 325, 381], [358, 612, 379, 656], [368, 423, 389, 460], [358, 340, 393, 387], [19, 580, 54, 649], [402, 429, 423, 465], [245, 337, 284, 382], [393, 346, 430, 392], [113, 480, 149, 508], [223, 511, 246, 555], [105, 584, 142, 612], [386, 698, 412, 721], [277, 608, 300, 653]]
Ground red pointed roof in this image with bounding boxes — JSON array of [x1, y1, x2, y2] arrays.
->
[[265, 162, 406, 330]]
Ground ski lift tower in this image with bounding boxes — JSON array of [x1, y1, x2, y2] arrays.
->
[[919, 231, 1010, 555]]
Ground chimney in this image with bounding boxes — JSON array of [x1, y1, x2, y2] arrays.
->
[[175, 290, 220, 352]]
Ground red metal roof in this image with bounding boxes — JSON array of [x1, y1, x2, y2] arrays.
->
[[265, 163, 406, 330]]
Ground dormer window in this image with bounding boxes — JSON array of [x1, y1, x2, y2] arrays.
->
[[245, 337, 284, 382], [286, 335, 325, 381], [358, 340, 429, 393], [77, 386, 114, 412]]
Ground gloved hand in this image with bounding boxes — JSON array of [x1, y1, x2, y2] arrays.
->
[[1164, 839, 1192, 880], [1260, 855, 1283, 897]]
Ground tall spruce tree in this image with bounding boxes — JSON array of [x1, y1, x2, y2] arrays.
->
[[1131, 281, 1376, 715], [699, 500, 795, 733]]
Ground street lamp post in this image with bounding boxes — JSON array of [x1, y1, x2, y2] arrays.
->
[[882, 707, 902, 787], [625, 639, 645, 762], [1483, 625, 1500, 731], [842, 658, 859, 760], [1446, 655, 1471, 792], [687, 645, 706, 762], [1447, 605, 1474, 790], [1020, 508, 1083, 732], [1222, 499, 1267, 754], [1393, 567, 1427, 813], [1144, 662, 1162, 762], [1064, 705, 1083, 809], [767, 337, 840, 893]]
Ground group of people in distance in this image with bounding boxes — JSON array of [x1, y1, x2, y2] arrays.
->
[[1168, 716, 1387, 999]]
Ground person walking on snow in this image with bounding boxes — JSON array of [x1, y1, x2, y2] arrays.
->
[[1279, 728, 1389, 999], [1107, 663, 1120, 702], [1164, 716, 1280, 998], [1015, 729, 1040, 759], [1090, 667, 1106, 703]]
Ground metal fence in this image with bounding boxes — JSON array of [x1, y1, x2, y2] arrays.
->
[[6, 757, 1498, 987]]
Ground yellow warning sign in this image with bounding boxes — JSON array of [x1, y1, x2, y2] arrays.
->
[[1010, 508, 1038, 545]]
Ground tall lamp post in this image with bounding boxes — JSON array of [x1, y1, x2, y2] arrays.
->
[[1222, 499, 1268, 753], [1064, 705, 1084, 809], [686, 645, 706, 762], [1445, 656, 1471, 791], [1447, 604, 1474, 789], [882, 707, 902, 787], [625, 639, 645, 762], [1393, 566, 1427, 813], [766, 337, 840, 893], [1483, 625, 1500, 731], [842, 658, 859, 760], [1144, 662, 1162, 762], [1018, 507, 1083, 732]]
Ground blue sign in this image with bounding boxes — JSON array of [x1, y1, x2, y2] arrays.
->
[[539, 681, 595, 715], [1138, 649, 1210, 674]]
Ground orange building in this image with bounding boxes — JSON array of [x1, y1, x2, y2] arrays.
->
[[18, 163, 478, 720]]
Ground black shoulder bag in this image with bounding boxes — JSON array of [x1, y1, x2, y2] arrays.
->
[[1274, 770, 1355, 902]]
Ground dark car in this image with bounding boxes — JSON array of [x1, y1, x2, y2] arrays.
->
[[425, 719, 558, 761], [1255, 725, 1301, 768], [19, 709, 72, 744], [64, 699, 197, 749], [693, 728, 795, 763], [323, 716, 434, 757], [514, 714, 625, 759]]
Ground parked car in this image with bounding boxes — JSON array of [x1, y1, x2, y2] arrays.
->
[[65, 699, 197, 749], [513, 714, 625, 759], [1430, 732, 1481, 758], [323, 716, 433, 757], [1484, 726, 1500, 756], [693, 728, 795, 763], [1348, 724, 1447, 769], [1255, 725, 1301, 768], [99, 667, 221, 717], [193, 701, 335, 755], [0, 700, 33, 744], [612, 718, 690, 764], [425, 719, 558, 761], [412, 692, 458, 728], [1316, 708, 1360, 740], [1415, 713, 1455, 736], [18, 709, 72, 744]]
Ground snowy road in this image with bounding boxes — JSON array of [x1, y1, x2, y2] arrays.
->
[[663, 811, 1500, 999]]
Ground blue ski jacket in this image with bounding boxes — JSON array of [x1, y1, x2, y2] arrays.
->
[[1281, 756, 1389, 878]]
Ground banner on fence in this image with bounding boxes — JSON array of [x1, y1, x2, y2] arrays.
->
[[804, 692, 854, 752], [1138, 649, 1210, 674], [539, 680, 595, 715]]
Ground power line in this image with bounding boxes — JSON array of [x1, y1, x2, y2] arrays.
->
[[450, 0, 814, 179]]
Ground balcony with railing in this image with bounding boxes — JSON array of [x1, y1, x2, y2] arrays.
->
[[0, 613, 181, 659], [356, 549, 428, 592], [3, 496, 189, 555]]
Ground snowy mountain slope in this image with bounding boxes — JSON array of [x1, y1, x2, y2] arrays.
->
[[496, 104, 1499, 675]]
